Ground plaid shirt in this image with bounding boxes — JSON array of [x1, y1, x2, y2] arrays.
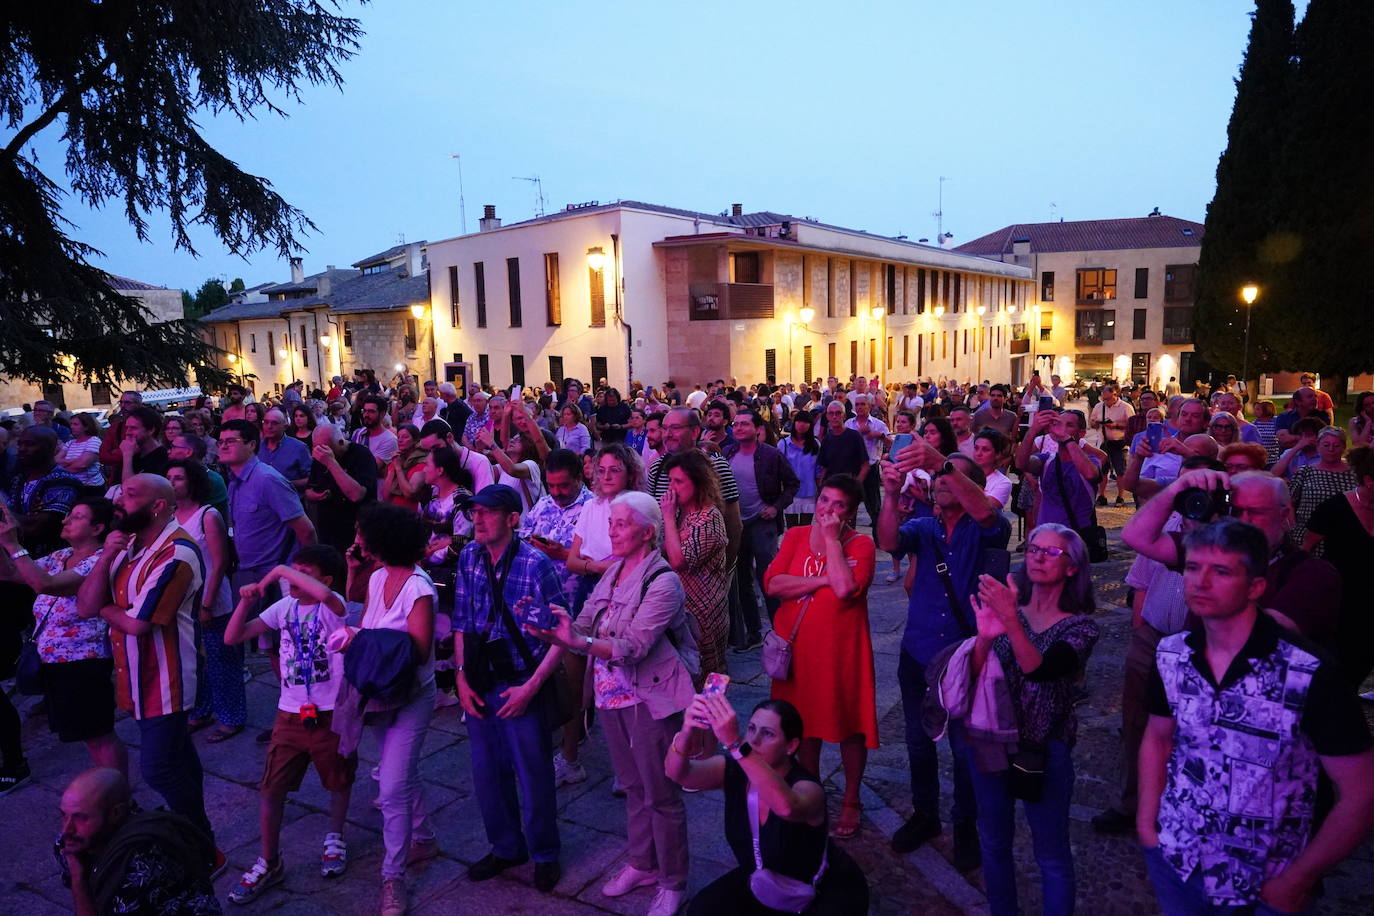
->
[[451, 537, 567, 682]]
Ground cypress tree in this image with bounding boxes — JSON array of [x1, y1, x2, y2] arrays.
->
[[1194, 0, 1295, 380], [1277, 0, 1374, 402]]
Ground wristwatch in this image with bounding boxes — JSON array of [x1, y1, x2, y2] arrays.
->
[[583, 634, 595, 652], [725, 740, 752, 760], [9, 548, 28, 560]]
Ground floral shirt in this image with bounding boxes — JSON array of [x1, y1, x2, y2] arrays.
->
[[33, 548, 109, 662], [518, 488, 593, 599], [592, 656, 640, 709]]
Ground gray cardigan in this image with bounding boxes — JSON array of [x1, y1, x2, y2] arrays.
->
[[574, 552, 699, 720]]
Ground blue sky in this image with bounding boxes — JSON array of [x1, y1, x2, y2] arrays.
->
[[27, 0, 1276, 292]]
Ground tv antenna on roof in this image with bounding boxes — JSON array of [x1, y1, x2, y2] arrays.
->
[[513, 175, 547, 217], [449, 154, 468, 234], [933, 176, 948, 238]]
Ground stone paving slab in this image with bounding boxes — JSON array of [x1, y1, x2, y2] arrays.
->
[[5, 499, 1374, 914]]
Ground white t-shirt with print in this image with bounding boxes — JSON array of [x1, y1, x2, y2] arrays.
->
[[259, 593, 348, 711]]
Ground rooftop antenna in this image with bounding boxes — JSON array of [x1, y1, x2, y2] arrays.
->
[[449, 154, 468, 234], [1049, 201, 1059, 222], [397, 232, 405, 244], [513, 175, 547, 217], [933, 176, 948, 238]]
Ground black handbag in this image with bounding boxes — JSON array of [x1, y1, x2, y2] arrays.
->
[[16, 608, 54, 696]]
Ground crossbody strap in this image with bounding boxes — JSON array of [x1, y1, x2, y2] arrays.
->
[[747, 785, 830, 885], [929, 533, 976, 638], [482, 541, 537, 671]]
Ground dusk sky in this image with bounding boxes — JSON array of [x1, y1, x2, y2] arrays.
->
[[29, 0, 1284, 292]]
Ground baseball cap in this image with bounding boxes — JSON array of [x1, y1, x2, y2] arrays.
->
[[468, 484, 522, 513]]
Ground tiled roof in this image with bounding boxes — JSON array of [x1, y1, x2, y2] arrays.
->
[[352, 242, 427, 269], [201, 299, 289, 322], [328, 269, 430, 314], [104, 273, 166, 291], [260, 267, 360, 295], [953, 216, 1205, 255]]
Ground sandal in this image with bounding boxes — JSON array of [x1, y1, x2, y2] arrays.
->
[[206, 725, 244, 744], [188, 717, 215, 733], [832, 800, 862, 839]]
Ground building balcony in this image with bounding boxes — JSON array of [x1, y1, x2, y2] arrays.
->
[[690, 282, 775, 320], [1162, 326, 1193, 345], [1009, 338, 1030, 355]]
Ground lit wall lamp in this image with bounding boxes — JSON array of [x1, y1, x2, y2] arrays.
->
[[934, 305, 946, 317], [799, 306, 816, 324], [870, 306, 885, 320], [586, 246, 606, 271], [410, 303, 427, 320], [976, 305, 987, 316], [226, 353, 238, 364], [319, 334, 333, 348], [394, 362, 405, 373], [277, 348, 289, 361]]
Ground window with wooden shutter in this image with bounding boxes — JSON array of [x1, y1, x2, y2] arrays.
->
[[589, 267, 605, 326], [544, 253, 561, 325], [803, 345, 813, 381], [1164, 264, 1196, 302], [343, 322, 352, 348], [268, 331, 276, 365], [764, 349, 776, 381], [511, 354, 525, 388], [448, 265, 460, 328], [507, 257, 522, 327], [1134, 267, 1149, 299], [916, 268, 926, 314], [475, 262, 487, 327], [478, 354, 490, 387], [849, 339, 858, 376], [548, 355, 564, 385], [886, 265, 897, 314], [405, 319, 417, 352], [301, 323, 309, 367], [827, 342, 836, 378], [1133, 308, 1147, 339], [1041, 270, 1055, 302], [590, 356, 608, 388]]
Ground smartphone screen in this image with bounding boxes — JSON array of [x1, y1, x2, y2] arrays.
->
[[1146, 422, 1164, 450], [890, 433, 914, 458], [1039, 395, 1055, 411], [982, 549, 1011, 583]]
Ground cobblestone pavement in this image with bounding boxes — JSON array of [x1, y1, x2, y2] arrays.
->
[[3, 500, 1373, 915]]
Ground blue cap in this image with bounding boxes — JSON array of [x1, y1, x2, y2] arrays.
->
[[468, 484, 522, 513]]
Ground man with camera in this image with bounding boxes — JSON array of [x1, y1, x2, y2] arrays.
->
[[1017, 409, 1102, 530], [452, 484, 568, 892], [1122, 469, 1343, 647]]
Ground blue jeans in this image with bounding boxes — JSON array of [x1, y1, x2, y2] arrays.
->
[[465, 682, 560, 862], [138, 711, 212, 843], [897, 650, 976, 825], [968, 740, 1075, 916], [372, 680, 435, 879], [1142, 844, 1308, 915], [732, 516, 780, 643]]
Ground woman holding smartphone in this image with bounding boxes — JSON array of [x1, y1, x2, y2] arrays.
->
[[529, 491, 697, 916], [665, 697, 869, 914]]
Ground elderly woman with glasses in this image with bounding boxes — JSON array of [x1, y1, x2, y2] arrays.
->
[[1207, 411, 1241, 447], [964, 524, 1100, 916], [1283, 426, 1356, 554], [530, 491, 698, 916]]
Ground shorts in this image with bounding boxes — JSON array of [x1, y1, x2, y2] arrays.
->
[[42, 658, 116, 743], [261, 708, 358, 794]]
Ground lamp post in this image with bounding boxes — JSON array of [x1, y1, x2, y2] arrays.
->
[[1240, 284, 1259, 392]]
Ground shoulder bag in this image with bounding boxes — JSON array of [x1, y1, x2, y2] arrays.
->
[[1055, 453, 1108, 563], [761, 594, 812, 681], [747, 785, 830, 913], [16, 606, 55, 696]]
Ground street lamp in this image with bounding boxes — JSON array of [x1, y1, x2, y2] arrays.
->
[[586, 246, 606, 271], [409, 303, 426, 320], [319, 334, 333, 348], [1240, 284, 1259, 390], [799, 306, 815, 324]]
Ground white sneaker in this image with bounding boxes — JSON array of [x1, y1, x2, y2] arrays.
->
[[553, 752, 586, 787], [601, 863, 658, 897], [321, 833, 347, 878], [380, 877, 407, 916], [647, 886, 685, 916], [228, 856, 285, 904]]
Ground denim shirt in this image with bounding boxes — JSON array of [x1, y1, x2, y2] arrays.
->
[[898, 513, 1010, 663]]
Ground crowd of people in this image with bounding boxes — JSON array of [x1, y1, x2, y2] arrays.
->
[[1, 365, 1372, 916]]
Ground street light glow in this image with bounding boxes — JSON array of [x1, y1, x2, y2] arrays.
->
[[934, 305, 946, 317], [1241, 284, 1259, 305], [319, 334, 333, 348], [586, 246, 606, 271], [871, 306, 885, 320], [976, 305, 987, 316], [410, 303, 426, 319], [799, 306, 815, 324]]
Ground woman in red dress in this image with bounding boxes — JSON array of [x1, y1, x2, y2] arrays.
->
[[764, 473, 878, 839]]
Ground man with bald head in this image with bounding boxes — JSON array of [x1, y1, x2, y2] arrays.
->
[[257, 408, 311, 489], [78, 474, 213, 847], [59, 768, 219, 914], [307, 421, 376, 553]]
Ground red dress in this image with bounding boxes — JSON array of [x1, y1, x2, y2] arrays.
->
[[765, 526, 879, 748]]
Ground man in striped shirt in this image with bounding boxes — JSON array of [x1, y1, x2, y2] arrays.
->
[[79, 474, 212, 846]]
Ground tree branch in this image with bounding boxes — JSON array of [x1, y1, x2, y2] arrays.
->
[[1, 54, 115, 162]]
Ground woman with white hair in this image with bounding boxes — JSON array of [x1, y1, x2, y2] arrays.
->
[[965, 523, 1100, 916], [529, 490, 698, 916]]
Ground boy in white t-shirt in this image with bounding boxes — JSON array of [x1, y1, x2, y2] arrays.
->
[[223, 545, 355, 903]]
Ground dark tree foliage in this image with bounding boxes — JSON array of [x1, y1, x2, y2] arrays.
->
[[0, 1, 364, 388], [184, 278, 230, 319], [1277, 0, 1374, 398], [1194, 0, 1295, 376], [1196, 0, 1374, 395]]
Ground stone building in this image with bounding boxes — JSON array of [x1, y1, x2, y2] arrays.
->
[[955, 213, 1205, 389], [424, 201, 1034, 391], [0, 274, 185, 411]]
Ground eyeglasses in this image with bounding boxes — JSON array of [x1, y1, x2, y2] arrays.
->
[[1224, 462, 1257, 473], [1026, 544, 1068, 558], [218, 437, 244, 446], [594, 466, 625, 476]]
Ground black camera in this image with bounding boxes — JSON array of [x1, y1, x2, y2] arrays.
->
[[1173, 486, 1231, 522]]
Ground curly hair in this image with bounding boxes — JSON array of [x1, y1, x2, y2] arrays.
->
[[660, 449, 722, 510]]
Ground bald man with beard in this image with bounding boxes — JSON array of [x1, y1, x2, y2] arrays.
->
[[77, 474, 214, 851], [57, 768, 220, 915]]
